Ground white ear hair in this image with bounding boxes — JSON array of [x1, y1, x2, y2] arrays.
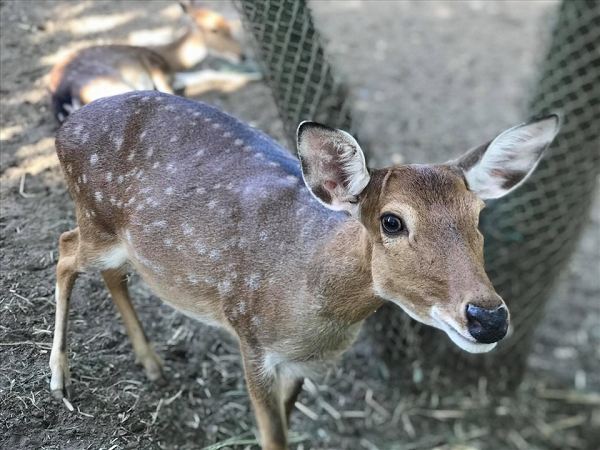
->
[[459, 115, 560, 199], [297, 121, 370, 217], [335, 129, 370, 197]]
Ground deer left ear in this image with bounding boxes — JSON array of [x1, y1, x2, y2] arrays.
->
[[453, 115, 560, 199], [297, 121, 370, 217]]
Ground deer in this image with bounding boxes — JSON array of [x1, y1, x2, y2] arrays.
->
[[48, 1, 245, 123], [49, 90, 559, 449]]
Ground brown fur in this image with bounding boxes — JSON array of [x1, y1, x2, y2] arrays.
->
[[50, 92, 514, 449], [48, 6, 242, 122]]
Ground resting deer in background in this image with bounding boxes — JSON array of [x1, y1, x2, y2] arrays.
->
[[50, 90, 559, 449], [48, 1, 245, 123]]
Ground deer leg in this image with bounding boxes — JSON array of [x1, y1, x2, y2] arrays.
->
[[282, 377, 304, 427], [49, 229, 80, 399], [101, 269, 164, 383], [241, 348, 288, 450], [149, 69, 174, 95]]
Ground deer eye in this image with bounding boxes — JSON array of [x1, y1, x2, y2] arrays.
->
[[381, 214, 404, 236]]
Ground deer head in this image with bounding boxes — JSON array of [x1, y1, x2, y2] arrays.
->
[[179, 1, 245, 64], [297, 116, 560, 353]]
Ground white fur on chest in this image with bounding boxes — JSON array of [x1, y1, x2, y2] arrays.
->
[[262, 352, 324, 380]]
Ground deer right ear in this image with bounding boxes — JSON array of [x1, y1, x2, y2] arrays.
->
[[452, 115, 560, 199], [178, 1, 191, 12], [297, 121, 370, 217]]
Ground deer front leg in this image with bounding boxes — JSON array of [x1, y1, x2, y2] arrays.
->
[[241, 347, 288, 450]]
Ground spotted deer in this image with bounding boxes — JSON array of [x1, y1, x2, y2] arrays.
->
[[48, 1, 244, 123], [50, 91, 559, 449]]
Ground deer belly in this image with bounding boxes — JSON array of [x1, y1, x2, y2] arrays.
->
[[128, 255, 229, 330]]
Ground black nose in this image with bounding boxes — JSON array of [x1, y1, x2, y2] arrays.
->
[[466, 304, 509, 344], [239, 53, 247, 62]]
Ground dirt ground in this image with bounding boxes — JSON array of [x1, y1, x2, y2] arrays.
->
[[1, 1, 598, 449]]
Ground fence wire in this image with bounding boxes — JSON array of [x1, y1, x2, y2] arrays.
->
[[233, 0, 355, 147], [235, 0, 600, 383]]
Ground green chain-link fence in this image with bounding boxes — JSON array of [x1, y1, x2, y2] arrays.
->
[[235, 0, 600, 384]]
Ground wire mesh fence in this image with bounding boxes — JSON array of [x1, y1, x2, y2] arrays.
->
[[233, 0, 355, 147], [235, 0, 600, 383]]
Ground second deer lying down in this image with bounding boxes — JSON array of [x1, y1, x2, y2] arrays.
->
[[48, 2, 244, 123], [50, 91, 559, 449]]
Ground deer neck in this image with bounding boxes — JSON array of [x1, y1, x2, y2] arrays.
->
[[309, 218, 384, 325], [149, 31, 208, 73]]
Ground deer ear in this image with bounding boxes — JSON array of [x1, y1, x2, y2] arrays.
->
[[297, 121, 370, 217], [453, 115, 560, 199], [178, 1, 192, 13]]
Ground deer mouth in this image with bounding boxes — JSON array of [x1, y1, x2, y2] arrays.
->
[[431, 307, 497, 354]]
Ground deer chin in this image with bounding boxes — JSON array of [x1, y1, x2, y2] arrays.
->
[[431, 307, 497, 354]]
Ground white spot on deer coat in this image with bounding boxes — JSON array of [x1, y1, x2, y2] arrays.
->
[[128, 151, 135, 161], [170, 136, 178, 143], [90, 154, 98, 165], [234, 139, 244, 146], [106, 172, 113, 182], [245, 274, 261, 291], [118, 175, 124, 184], [82, 174, 87, 184], [146, 147, 154, 158], [188, 274, 198, 285], [182, 223, 194, 235], [194, 240, 206, 254], [208, 200, 217, 209], [95, 192, 103, 202], [165, 187, 173, 195], [164, 238, 173, 247], [238, 302, 246, 315], [209, 250, 221, 260], [218, 280, 232, 294]]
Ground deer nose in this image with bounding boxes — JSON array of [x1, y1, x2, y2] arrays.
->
[[466, 304, 509, 344]]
